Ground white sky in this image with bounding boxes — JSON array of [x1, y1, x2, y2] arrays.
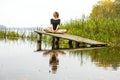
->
[[0, 0, 98, 28]]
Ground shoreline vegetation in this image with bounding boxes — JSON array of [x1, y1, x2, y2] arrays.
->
[[0, 27, 40, 40], [60, 18, 120, 47], [0, 0, 120, 47], [60, 0, 120, 47]]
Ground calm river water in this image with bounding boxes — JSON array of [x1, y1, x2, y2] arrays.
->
[[0, 38, 120, 80]]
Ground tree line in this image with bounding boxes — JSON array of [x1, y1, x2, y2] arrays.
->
[[90, 0, 120, 19]]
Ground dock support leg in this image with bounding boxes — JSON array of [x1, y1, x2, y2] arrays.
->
[[76, 42, 80, 48], [69, 40, 73, 48], [52, 37, 60, 50], [36, 33, 42, 51], [55, 37, 60, 49], [52, 37, 55, 50]]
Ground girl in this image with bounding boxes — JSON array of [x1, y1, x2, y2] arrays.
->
[[44, 11, 66, 33]]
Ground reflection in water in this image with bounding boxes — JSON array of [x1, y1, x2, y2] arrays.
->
[[69, 47, 120, 70], [0, 38, 120, 80], [90, 47, 120, 70], [43, 50, 66, 74]]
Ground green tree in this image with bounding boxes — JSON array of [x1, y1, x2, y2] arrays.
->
[[90, 0, 120, 19], [114, 1, 120, 18], [115, 0, 120, 2]]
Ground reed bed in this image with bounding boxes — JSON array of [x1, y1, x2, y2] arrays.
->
[[60, 18, 120, 46], [0, 30, 37, 39]]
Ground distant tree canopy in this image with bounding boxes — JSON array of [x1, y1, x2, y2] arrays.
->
[[90, 0, 120, 19], [115, 0, 120, 2]]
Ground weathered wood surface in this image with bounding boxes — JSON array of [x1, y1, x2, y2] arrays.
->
[[35, 31, 107, 46]]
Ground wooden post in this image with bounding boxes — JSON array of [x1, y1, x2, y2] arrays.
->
[[76, 42, 80, 48], [52, 37, 55, 50], [52, 37, 60, 50], [36, 33, 42, 51], [55, 37, 60, 49], [69, 40, 73, 48]]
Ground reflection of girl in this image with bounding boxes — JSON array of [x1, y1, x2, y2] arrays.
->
[[43, 50, 65, 74], [49, 51, 59, 73], [49, 51, 59, 65], [44, 11, 66, 33]]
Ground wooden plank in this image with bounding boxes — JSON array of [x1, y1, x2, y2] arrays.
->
[[35, 31, 107, 46]]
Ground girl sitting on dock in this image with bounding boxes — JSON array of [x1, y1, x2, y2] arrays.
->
[[44, 11, 67, 33]]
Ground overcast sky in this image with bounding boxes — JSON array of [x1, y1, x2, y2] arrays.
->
[[0, 0, 98, 28]]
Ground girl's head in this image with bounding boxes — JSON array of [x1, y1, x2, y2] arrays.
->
[[53, 11, 59, 18]]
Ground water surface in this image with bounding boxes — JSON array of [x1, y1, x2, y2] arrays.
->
[[0, 39, 120, 80]]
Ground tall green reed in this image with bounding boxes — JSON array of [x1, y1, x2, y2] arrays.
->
[[60, 18, 120, 46]]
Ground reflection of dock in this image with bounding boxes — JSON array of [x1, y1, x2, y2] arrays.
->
[[36, 47, 106, 52], [35, 31, 107, 51]]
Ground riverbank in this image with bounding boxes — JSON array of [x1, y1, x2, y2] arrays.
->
[[60, 18, 120, 47]]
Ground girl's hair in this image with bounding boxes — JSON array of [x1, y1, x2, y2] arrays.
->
[[53, 11, 59, 18]]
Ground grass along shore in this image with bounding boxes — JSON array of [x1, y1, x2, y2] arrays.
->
[[0, 30, 37, 39], [60, 18, 120, 47]]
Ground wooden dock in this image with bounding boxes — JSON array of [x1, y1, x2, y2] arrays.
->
[[35, 31, 107, 51]]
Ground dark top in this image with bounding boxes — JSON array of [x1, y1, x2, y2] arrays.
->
[[51, 19, 60, 30]]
